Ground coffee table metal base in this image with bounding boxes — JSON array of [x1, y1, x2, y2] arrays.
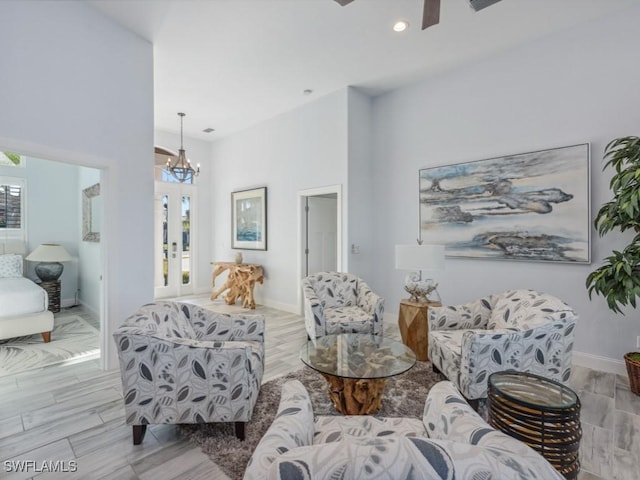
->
[[320, 373, 387, 415]]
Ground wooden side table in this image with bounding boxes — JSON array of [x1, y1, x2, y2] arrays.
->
[[39, 280, 61, 313], [210, 262, 264, 309], [398, 299, 440, 361]]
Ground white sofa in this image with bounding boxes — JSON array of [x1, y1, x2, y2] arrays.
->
[[244, 379, 564, 480]]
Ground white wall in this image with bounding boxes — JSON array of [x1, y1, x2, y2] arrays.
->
[[0, 1, 154, 370], [25, 157, 80, 305], [78, 166, 102, 314], [370, 7, 640, 368], [155, 130, 213, 294], [0, 157, 80, 305], [210, 89, 349, 311], [346, 88, 376, 286]]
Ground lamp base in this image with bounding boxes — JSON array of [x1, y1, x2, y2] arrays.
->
[[34, 262, 64, 282], [404, 273, 440, 303]]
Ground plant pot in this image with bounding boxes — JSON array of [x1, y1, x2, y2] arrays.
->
[[624, 352, 640, 396]]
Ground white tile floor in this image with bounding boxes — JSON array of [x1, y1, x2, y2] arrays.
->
[[0, 295, 638, 479]]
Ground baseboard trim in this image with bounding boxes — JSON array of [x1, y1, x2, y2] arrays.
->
[[572, 351, 627, 376]]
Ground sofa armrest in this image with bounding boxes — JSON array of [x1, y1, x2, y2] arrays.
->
[[428, 296, 492, 331], [356, 282, 384, 333], [244, 380, 314, 480], [459, 319, 576, 399], [423, 380, 492, 443], [302, 282, 325, 338], [422, 382, 564, 479]]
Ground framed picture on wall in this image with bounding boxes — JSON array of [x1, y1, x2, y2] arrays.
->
[[231, 186, 267, 250], [419, 143, 591, 263]]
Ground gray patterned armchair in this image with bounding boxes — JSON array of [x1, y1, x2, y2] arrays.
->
[[301, 272, 384, 339], [113, 301, 265, 444], [243, 379, 564, 480], [429, 289, 577, 401]]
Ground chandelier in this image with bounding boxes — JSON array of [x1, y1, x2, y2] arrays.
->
[[166, 112, 200, 183]]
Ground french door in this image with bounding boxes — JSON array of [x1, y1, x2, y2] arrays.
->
[[154, 182, 196, 298]]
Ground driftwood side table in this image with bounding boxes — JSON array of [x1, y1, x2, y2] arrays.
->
[[210, 262, 263, 309], [397, 299, 440, 361]]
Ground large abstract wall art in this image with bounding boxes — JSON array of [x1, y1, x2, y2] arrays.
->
[[419, 144, 590, 263]]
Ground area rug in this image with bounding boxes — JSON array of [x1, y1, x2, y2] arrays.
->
[[0, 315, 100, 377], [180, 361, 442, 480]]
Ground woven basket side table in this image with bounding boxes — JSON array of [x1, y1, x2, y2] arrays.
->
[[487, 371, 582, 480]]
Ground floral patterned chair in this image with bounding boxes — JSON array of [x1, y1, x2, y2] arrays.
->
[[243, 379, 564, 480], [301, 272, 384, 339], [428, 289, 577, 402], [113, 301, 265, 444]]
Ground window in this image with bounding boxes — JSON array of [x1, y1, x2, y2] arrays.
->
[[154, 147, 196, 184], [0, 176, 25, 240], [0, 151, 25, 167]]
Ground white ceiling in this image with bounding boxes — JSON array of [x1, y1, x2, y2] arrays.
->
[[86, 0, 640, 141]]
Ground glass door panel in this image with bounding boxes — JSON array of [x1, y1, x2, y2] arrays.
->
[[181, 195, 191, 286], [155, 184, 196, 298]]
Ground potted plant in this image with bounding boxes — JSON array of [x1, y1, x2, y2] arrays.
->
[[586, 136, 640, 395]]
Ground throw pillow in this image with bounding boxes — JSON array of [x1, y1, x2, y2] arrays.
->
[[0, 254, 23, 278]]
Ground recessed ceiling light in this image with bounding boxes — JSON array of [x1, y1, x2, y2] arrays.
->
[[202, 128, 215, 133], [393, 20, 409, 32]]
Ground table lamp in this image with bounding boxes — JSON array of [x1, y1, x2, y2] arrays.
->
[[395, 243, 445, 303], [25, 243, 72, 282]]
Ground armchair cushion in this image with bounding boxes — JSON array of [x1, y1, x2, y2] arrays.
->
[[313, 416, 426, 444]]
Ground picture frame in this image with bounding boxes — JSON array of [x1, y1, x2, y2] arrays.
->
[[419, 144, 590, 263], [231, 186, 267, 250], [82, 183, 100, 243]]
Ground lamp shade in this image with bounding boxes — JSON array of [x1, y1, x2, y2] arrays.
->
[[26, 244, 72, 262], [395, 244, 445, 271]]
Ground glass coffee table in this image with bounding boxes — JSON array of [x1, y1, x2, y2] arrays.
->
[[299, 334, 416, 415]]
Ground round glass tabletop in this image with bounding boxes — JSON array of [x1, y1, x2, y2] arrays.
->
[[488, 371, 579, 409], [299, 334, 416, 380]]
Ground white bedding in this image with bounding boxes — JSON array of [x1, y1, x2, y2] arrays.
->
[[0, 277, 48, 318]]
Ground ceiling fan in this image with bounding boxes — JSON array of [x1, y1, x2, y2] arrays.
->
[[334, 0, 502, 30]]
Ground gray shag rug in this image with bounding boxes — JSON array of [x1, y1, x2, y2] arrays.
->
[[179, 361, 442, 480]]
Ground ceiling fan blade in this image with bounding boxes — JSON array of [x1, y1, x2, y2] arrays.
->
[[422, 0, 440, 30], [334, 0, 355, 6]]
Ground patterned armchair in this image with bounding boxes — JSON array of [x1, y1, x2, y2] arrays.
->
[[113, 301, 265, 444], [243, 380, 564, 480], [429, 289, 577, 401], [301, 272, 384, 339]]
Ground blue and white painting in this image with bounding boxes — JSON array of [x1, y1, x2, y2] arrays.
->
[[232, 187, 267, 250], [419, 144, 590, 263]]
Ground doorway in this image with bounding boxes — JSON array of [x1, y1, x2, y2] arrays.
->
[[154, 182, 196, 298], [297, 185, 342, 311]]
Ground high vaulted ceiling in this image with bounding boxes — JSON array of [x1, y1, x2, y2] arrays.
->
[[86, 0, 639, 141]]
